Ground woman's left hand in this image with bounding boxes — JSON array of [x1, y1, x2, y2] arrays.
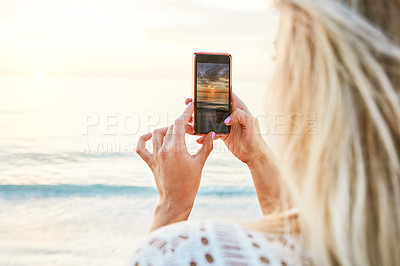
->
[[136, 102, 215, 232]]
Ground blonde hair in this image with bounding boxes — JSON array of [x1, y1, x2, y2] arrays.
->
[[260, 0, 400, 265]]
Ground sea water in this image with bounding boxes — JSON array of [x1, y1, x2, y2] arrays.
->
[[0, 76, 266, 265]]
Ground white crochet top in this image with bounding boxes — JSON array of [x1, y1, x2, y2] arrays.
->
[[131, 220, 309, 266]]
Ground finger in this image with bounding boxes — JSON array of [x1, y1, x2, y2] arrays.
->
[[185, 124, 194, 135], [196, 136, 205, 144], [184, 98, 193, 105], [184, 99, 193, 123], [152, 127, 168, 153], [136, 133, 153, 165], [164, 124, 174, 143], [194, 131, 215, 163], [165, 123, 193, 144], [173, 102, 194, 142], [224, 108, 251, 127], [196, 134, 221, 144]]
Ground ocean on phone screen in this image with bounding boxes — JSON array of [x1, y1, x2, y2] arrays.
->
[[0, 76, 265, 266]]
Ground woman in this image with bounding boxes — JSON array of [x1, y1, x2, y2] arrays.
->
[[134, 0, 400, 265]]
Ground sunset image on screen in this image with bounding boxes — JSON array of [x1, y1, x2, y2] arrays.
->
[[196, 62, 230, 133]]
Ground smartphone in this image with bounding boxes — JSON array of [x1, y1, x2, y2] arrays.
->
[[193, 52, 232, 135]]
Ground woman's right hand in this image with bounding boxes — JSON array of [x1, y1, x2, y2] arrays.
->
[[185, 93, 267, 168]]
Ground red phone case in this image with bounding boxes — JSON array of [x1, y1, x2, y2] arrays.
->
[[192, 52, 232, 136]]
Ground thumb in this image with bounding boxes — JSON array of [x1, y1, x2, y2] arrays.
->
[[194, 131, 215, 163], [224, 108, 250, 127]]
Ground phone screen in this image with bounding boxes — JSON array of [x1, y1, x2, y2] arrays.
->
[[195, 54, 231, 134]]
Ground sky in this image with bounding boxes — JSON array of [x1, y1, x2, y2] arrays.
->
[[197, 63, 229, 93], [197, 62, 230, 105], [0, 0, 277, 80]]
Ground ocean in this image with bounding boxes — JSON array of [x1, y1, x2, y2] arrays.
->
[[0, 76, 266, 266]]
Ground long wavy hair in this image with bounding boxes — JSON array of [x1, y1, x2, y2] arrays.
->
[[256, 0, 400, 265]]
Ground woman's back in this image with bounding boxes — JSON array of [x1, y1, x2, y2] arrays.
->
[[132, 220, 309, 266]]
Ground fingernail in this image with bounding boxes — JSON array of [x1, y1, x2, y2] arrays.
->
[[224, 116, 231, 124], [187, 102, 193, 108], [211, 132, 215, 140]]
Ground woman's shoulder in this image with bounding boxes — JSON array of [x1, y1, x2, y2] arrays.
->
[[131, 220, 309, 266]]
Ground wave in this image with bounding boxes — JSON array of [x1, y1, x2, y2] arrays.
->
[[0, 184, 256, 199], [0, 151, 136, 166], [197, 101, 229, 111]]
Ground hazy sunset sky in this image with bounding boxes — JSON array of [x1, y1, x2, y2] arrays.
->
[[0, 0, 277, 79], [197, 63, 229, 92], [197, 62, 229, 105]]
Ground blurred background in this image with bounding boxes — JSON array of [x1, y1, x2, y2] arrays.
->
[[0, 0, 278, 265]]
